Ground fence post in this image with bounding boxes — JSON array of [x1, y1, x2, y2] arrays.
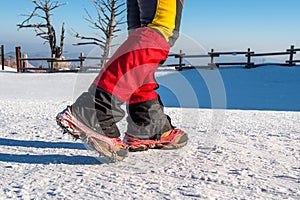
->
[[288, 45, 295, 66], [15, 46, 22, 73], [178, 50, 183, 71], [23, 54, 28, 72], [79, 52, 84, 71], [246, 48, 253, 68], [1, 45, 4, 70], [210, 48, 215, 64]]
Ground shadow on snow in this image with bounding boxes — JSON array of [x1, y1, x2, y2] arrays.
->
[[0, 138, 102, 165], [0, 137, 86, 150]]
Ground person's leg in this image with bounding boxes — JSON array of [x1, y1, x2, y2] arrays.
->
[[56, 85, 128, 161], [56, 0, 145, 161], [126, 96, 174, 140], [93, 26, 170, 102], [123, 0, 187, 150], [57, 0, 186, 158], [87, 0, 184, 138], [127, 0, 141, 31], [71, 84, 125, 138], [64, 0, 144, 139], [58, 0, 169, 139], [126, 70, 174, 139]]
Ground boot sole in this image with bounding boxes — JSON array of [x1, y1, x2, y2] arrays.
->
[[128, 133, 188, 152]]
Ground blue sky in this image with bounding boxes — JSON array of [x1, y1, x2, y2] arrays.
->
[[1, 0, 300, 55]]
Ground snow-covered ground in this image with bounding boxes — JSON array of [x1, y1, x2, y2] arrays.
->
[[0, 66, 299, 199]]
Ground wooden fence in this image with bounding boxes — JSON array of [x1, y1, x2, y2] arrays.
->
[[16, 46, 84, 72], [1, 45, 4, 70], [14, 45, 300, 72], [169, 45, 300, 70], [15, 47, 110, 72], [78, 52, 110, 71]]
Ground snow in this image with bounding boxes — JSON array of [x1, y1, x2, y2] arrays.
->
[[1, 66, 17, 72], [0, 66, 299, 199]]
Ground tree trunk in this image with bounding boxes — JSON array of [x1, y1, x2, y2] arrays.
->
[[101, 1, 115, 67], [57, 22, 65, 58]]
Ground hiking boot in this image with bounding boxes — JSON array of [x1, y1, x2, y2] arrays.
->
[[124, 129, 188, 152], [56, 106, 81, 139], [56, 106, 128, 162], [80, 134, 129, 162]]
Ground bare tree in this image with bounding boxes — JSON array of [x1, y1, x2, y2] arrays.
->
[[73, 0, 126, 67], [17, 0, 66, 59]]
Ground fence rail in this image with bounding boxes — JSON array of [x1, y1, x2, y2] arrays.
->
[[15, 47, 111, 72], [13, 44, 300, 72], [168, 45, 300, 70]]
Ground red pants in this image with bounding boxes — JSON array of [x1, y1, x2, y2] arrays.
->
[[94, 27, 170, 104], [94, 0, 184, 104], [74, 1, 184, 137]]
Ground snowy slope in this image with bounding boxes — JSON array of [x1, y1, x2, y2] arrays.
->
[[0, 68, 299, 199]]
